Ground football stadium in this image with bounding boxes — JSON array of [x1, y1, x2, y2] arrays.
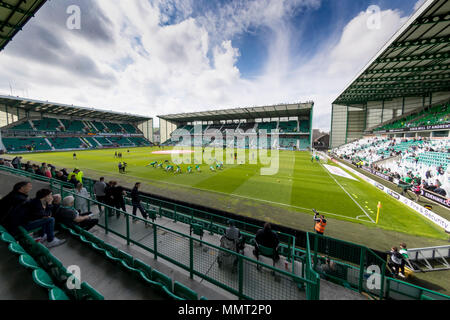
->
[[0, 0, 449, 303]]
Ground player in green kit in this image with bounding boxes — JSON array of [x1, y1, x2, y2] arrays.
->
[[315, 155, 320, 163], [187, 166, 193, 173], [166, 165, 174, 172], [196, 164, 201, 172], [175, 165, 182, 174], [146, 161, 157, 167], [210, 165, 216, 172]]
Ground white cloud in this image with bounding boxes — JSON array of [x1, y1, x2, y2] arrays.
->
[[0, 1, 413, 132]]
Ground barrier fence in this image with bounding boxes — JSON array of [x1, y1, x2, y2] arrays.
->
[[1, 165, 449, 300]]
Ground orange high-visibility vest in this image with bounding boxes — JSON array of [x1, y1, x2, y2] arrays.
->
[[315, 220, 327, 233]]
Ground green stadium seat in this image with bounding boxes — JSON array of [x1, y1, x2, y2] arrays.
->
[[19, 254, 40, 270], [73, 282, 104, 300], [1, 232, 16, 244], [151, 269, 174, 297], [8, 242, 28, 255], [32, 269, 56, 290], [49, 287, 71, 301], [174, 281, 198, 300]]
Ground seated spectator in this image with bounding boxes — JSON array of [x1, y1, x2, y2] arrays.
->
[[253, 223, 280, 262], [7, 189, 66, 248], [24, 161, 33, 173], [55, 171, 68, 182], [51, 194, 62, 216], [224, 220, 245, 253], [74, 183, 90, 214], [0, 181, 32, 225], [54, 196, 98, 231], [68, 173, 79, 187]]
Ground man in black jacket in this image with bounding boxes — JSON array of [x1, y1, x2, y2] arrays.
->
[[131, 182, 148, 223], [112, 182, 127, 218], [253, 223, 280, 262], [11, 156, 22, 169], [0, 181, 32, 225]]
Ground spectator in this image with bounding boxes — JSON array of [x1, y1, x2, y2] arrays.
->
[[399, 243, 409, 278], [253, 223, 280, 262], [413, 183, 421, 203], [74, 183, 90, 214], [388, 247, 404, 278], [55, 171, 68, 182], [54, 196, 98, 231], [9, 189, 66, 248], [11, 156, 22, 169], [61, 168, 69, 177], [313, 211, 327, 235], [93, 177, 107, 213], [24, 161, 33, 173], [112, 182, 127, 218], [68, 173, 79, 187], [0, 181, 32, 225], [51, 194, 62, 217], [104, 181, 115, 217], [225, 220, 245, 253], [131, 182, 148, 224]]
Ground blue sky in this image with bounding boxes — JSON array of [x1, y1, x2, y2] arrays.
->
[[0, 0, 427, 130]]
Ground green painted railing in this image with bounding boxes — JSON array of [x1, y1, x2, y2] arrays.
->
[[56, 187, 317, 300]]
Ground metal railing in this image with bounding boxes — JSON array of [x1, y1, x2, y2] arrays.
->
[[55, 187, 318, 300]]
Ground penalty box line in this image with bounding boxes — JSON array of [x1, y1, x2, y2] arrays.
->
[[319, 162, 376, 224]]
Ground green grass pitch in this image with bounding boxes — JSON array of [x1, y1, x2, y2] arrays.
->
[[12, 146, 448, 241]]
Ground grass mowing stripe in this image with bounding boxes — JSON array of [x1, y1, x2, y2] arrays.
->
[[319, 161, 376, 224]]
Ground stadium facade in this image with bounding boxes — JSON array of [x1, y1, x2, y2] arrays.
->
[[330, 0, 450, 148], [158, 102, 314, 151], [0, 95, 153, 153]]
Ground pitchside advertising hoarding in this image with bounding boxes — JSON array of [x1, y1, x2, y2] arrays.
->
[[331, 157, 450, 233]]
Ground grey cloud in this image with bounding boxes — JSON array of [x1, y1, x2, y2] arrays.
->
[[36, 0, 115, 44], [5, 24, 115, 83]]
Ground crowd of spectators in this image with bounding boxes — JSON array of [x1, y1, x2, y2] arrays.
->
[[0, 181, 99, 248], [333, 137, 450, 199]]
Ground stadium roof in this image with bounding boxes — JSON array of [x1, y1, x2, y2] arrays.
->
[[333, 0, 450, 106], [0, 0, 47, 52], [0, 95, 152, 122], [158, 102, 314, 123]]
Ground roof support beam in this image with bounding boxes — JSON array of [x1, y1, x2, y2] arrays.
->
[[363, 63, 450, 75], [357, 73, 450, 83], [375, 51, 450, 64], [392, 35, 450, 48]]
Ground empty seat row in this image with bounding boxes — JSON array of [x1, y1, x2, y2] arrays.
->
[[0, 225, 103, 300], [60, 224, 207, 300]]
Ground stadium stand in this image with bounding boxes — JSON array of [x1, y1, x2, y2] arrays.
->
[[60, 119, 86, 133], [334, 137, 450, 197], [374, 103, 450, 133], [3, 138, 52, 152], [0, 96, 153, 153], [48, 137, 84, 150], [33, 118, 61, 131]]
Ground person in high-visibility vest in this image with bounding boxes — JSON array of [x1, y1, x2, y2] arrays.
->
[[314, 212, 327, 235], [75, 169, 84, 183]]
